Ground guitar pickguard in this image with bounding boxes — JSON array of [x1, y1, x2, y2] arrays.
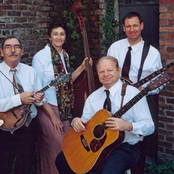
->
[[90, 134, 106, 152]]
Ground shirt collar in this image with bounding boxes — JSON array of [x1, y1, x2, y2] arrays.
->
[[125, 38, 144, 53], [3, 61, 20, 73], [102, 79, 123, 97]]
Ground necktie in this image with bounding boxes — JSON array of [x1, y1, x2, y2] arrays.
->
[[10, 69, 23, 94], [103, 90, 111, 112], [122, 46, 132, 78]]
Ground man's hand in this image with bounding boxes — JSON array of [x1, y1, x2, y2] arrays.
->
[[34, 91, 45, 103], [105, 117, 133, 131], [20, 91, 35, 104], [72, 117, 86, 132]]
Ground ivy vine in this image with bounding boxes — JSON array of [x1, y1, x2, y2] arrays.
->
[[102, 0, 119, 49], [60, 8, 82, 69]]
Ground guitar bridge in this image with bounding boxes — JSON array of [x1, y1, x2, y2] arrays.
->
[[80, 134, 90, 152]]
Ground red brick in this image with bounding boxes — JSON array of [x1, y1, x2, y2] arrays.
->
[[160, 0, 174, 4], [168, 20, 174, 25], [160, 12, 174, 19], [0, 5, 13, 10], [160, 40, 174, 46], [159, 6, 168, 12], [160, 26, 174, 33]]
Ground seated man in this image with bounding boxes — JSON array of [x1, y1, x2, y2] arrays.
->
[[55, 56, 154, 174]]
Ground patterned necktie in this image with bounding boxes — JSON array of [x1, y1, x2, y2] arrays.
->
[[10, 69, 23, 94], [103, 90, 111, 112], [122, 46, 132, 78]]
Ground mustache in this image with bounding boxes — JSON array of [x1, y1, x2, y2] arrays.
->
[[8, 53, 18, 57]]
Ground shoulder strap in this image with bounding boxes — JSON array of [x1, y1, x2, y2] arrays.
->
[[137, 41, 150, 82], [120, 82, 127, 108]]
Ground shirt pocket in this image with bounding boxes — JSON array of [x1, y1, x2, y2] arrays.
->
[[22, 85, 35, 92]]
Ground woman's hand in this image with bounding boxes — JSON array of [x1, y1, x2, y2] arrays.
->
[[72, 57, 93, 82], [50, 115, 64, 134], [81, 57, 93, 70], [41, 102, 64, 134]]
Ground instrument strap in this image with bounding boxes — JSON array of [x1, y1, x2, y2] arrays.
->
[[120, 82, 127, 108], [137, 41, 150, 82]]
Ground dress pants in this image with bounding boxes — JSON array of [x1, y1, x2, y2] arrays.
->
[[0, 116, 38, 174], [131, 94, 159, 174]]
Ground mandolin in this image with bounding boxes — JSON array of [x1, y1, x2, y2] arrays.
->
[[0, 73, 69, 134], [62, 72, 170, 174]]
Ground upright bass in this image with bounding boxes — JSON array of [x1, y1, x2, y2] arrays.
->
[[72, 1, 96, 117]]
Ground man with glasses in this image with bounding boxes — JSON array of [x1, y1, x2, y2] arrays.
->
[[0, 36, 44, 174]]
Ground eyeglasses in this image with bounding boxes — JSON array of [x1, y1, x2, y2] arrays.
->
[[3, 45, 22, 52]]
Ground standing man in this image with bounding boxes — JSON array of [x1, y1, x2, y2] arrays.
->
[[107, 12, 162, 173], [0, 36, 44, 174], [55, 56, 154, 174]]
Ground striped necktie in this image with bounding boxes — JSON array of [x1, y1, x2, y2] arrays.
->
[[10, 69, 23, 94]]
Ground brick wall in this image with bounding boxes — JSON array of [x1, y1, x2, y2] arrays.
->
[[158, 0, 174, 162], [0, 0, 60, 64], [0, 0, 101, 65]]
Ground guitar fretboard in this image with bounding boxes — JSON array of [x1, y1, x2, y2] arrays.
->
[[113, 88, 149, 118], [134, 61, 174, 88], [38, 85, 50, 93]]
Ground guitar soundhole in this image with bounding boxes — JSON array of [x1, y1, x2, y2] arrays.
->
[[90, 125, 106, 152], [93, 124, 105, 139]]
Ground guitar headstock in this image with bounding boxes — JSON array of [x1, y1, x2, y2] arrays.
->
[[49, 73, 70, 87], [148, 72, 171, 91]]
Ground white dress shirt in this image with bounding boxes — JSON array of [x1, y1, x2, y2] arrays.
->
[[81, 79, 155, 145], [32, 44, 69, 106], [0, 61, 43, 126], [107, 38, 162, 95]]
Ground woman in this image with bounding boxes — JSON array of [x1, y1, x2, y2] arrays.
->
[[32, 21, 92, 174]]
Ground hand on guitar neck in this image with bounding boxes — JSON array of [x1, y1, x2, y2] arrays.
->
[[20, 91, 44, 105]]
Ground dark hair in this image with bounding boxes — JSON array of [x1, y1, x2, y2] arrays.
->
[[1, 36, 22, 49], [47, 21, 68, 37], [123, 12, 143, 25]]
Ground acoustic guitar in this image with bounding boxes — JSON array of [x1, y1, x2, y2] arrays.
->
[[121, 61, 174, 87], [62, 72, 170, 174], [0, 73, 69, 134]]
